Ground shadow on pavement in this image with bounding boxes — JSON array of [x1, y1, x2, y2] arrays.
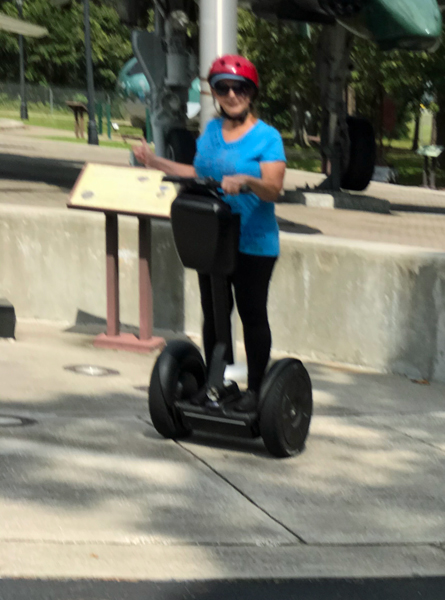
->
[[0, 153, 83, 188], [277, 216, 322, 234], [1, 381, 445, 547], [1, 577, 445, 600], [390, 203, 445, 214]]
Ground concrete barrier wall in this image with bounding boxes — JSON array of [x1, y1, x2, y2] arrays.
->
[[2, 205, 445, 382], [183, 235, 445, 383], [0, 205, 184, 331], [272, 235, 445, 382]]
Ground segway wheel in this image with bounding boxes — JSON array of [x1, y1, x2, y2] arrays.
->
[[149, 341, 206, 440], [259, 359, 313, 458]]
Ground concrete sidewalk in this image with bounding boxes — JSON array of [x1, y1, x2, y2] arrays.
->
[[2, 129, 445, 583], [1, 321, 445, 581]]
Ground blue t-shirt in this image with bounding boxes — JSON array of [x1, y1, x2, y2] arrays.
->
[[194, 118, 286, 257]]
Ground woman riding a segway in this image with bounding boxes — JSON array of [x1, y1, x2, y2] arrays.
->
[[134, 55, 286, 414]]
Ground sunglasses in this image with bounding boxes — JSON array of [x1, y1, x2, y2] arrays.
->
[[213, 81, 252, 97]]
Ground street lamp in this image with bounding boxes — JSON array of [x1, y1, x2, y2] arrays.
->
[[83, 0, 99, 145], [49, 0, 99, 144], [16, 0, 28, 120]]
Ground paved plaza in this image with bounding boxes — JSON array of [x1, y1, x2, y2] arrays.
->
[[1, 321, 445, 582], [1, 126, 445, 589]]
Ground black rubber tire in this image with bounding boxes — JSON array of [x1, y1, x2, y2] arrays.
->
[[166, 128, 196, 165], [341, 116, 376, 192], [149, 340, 206, 439], [259, 359, 313, 458]]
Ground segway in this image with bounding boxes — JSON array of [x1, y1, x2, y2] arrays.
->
[[148, 176, 313, 457]]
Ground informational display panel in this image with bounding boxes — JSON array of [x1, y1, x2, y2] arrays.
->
[[68, 163, 177, 218]]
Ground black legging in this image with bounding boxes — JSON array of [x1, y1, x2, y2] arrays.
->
[[198, 252, 277, 392]]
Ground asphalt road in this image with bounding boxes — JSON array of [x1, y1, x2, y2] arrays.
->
[[1, 578, 445, 600]]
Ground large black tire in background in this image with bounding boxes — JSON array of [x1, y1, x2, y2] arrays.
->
[[259, 359, 313, 458], [341, 116, 376, 192], [166, 128, 197, 165], [149, 341, 206, 440]]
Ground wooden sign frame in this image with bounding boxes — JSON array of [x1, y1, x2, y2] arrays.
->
[[67, 162, 179, 353], [68, 162, 177, 219]]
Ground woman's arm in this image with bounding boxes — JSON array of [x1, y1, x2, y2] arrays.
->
[[221, 161, 286, 202], [132, 139, 197, 177]]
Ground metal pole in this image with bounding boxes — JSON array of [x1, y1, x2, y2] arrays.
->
[[83, 0, 99, 145], [106, 101, 111, 139], [17, 0, 28, 120], [138, 217, 153, 341], [105, 214, 120, 337], [152, 3, 165, 157], [199, 0, 238, 131], [199, 0, 245, 379], [154, 2, 164, 36]]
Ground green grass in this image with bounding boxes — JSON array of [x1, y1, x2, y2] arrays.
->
[[0, 109, 74, 131], [406, 112, 434, 148], [385, 147, 445, 188], [285, 145, 322, 173], [284, 143, 445, 188], [0, 109, 142, 137]]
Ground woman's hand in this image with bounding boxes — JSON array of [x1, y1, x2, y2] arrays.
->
[[222, 163, 286, 202], [221, 175, 251, 195], [132, 138, 156, 168], [131, 138, 197, 178]]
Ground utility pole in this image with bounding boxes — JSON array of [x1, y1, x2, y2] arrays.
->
[[199, 0, 238, 131], [16, 0, 28, 120], [83, 0, 99, 145]]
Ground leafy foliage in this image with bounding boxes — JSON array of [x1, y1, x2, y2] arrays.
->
[[1, 1, 445, 145], [238, 7, 441, 143], [238, 8, 319, 132], [0, 0, 133, 90]]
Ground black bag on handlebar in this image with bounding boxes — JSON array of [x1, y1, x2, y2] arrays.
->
[[171, 191, 240, 276]]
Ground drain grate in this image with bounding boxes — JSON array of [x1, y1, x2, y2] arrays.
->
[[0, 416, 36, 427], [64, 365, 120, 377]]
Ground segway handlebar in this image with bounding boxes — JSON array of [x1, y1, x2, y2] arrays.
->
[[163, 175, 251, 194], [163, 176, 221, 190]]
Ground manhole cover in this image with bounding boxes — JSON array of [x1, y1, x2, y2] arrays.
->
[[0, 416, 36, 427], [64, 365, 120, 377]]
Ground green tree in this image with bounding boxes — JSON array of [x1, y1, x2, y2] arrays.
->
[[350, 39, 431, 156], [238, 7, 319, 135], [0, 0, 133, 90]]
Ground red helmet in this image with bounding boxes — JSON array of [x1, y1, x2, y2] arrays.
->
[[208, 55, 259, 89]]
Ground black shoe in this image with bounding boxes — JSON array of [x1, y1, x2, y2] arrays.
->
[[234, 389, 259, 412]]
